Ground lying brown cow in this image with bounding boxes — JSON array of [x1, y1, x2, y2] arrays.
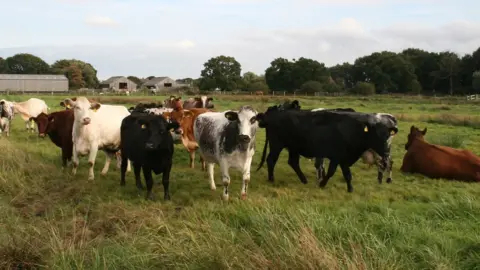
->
[[163, 99, 212, 169], [400, 125, 480, 182]]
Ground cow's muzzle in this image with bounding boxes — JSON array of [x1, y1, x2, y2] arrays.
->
[[145, 142, 155, 150], [39, 133, 45, 138], [82, 117, 91, 125], [238, 135, 251, 143]]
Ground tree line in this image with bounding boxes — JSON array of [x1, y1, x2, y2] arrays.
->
[[197, 47, 480, 95], [2, 46, 480, 95]]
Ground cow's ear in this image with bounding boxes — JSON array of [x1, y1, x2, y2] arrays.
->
[[194, 97, 202, 102], [410, 125, 415, 133], [90, 103, 101, 112], [225, 111, 239, 121], [292, 100, 300, 108], [63, 98, 76, 108], [390, 127, 398, 136], [29, 117, 36, 122], [167, 121, 180, 131], [207, 97, 214, 101], [421, 128, 427, 135], [0, 101, 5, 105]]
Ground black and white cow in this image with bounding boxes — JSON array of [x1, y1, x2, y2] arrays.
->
[[256, 107, 398, 192], [120, 113, 180, 200], [193, 105, 259, 201]]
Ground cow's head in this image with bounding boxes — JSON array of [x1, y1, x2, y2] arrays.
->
[[280, 100, 301, 110], [29, 112, 54, 138], [405, 125, 426, 150], [63, 97, 101, 125], [205, 97, 214, 108], [136, 115, 180, 150], [362, 120, 398, 169], [224, 105, 258, 144], [163, 96, 178, 108]]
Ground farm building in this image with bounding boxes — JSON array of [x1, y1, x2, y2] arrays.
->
[[0, 74, 69, 92], [142, 76, 176, 91], [99, 76, 137, 92]]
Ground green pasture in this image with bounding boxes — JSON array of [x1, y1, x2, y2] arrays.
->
[[1, 94, 479, 269]]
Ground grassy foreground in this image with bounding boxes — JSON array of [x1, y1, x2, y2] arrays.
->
[[1, 95, 480, 269]]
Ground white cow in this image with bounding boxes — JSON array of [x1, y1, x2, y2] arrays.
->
[[194, 105, 259, 201], [63, 97, 131, 181], [0, 100, 14, 137], [1, 98, 48, 132]]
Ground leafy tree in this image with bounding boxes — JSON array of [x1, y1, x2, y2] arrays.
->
[[127, 76, 142, 86], [265, 57, 329, 92], [401, 48, 440, 93], [199, 55, 242, 91], [329, 62, 355, 89], [353, 82, 375, 95], [245, 80, 269, 93], [242, 71, 259, 84], [5, 53, 51, 74], [0, 57, 7, 73], [472, 71, 480, 93], [353, 51, 418, 93], [300, 81, 323, 93], [459, 47, 480, 93], [431, 51, 461, 95], [51, 59, 99, 89]]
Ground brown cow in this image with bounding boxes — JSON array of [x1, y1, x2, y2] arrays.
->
[[163, 101, 212, 169], [183, 95, 214, 109], [30, 110, 75, 167], [163, 95, 179, 108], [255, 91, 264, 95], [400, 125, 480, 182]]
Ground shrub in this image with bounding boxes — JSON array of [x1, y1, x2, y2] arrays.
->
[[323, 83, 343, 93], [353, 82, 375, 96], [300, 81, 324, 93], [245, 81, 269, 93]]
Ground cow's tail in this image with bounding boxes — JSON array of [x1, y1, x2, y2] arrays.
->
[[256, 130, 269, 172]]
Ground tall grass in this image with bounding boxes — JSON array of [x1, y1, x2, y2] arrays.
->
[[1, 96, 480, 269]]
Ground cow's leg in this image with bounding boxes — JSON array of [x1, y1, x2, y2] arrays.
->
[[314, 157, 326, 184], [266, 148, 282, 182], [120, 153, 129, 186], [24, 120, 29, 131], [200, 155, 206, 171], [241, 156, 253, 200], [208, 163, 216, 190], [386, 158, 393, 184], [131, 162, 144, 190], [61, 148, 68, 168], [162, 160, 172, 200], [142, 167, 155, 201], [287, 151, 307, 184], [340, 164, 354, 193], [101, 151, 114, 175], [72, 144, 79, 175], [319, 160, 338, 188], [220, 161, 231, 201], [189, 150, 195, 169], [87, 143, 99, 181], [127, 160, 132, 173]]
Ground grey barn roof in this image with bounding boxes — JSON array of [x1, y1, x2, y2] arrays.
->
[[0, 74, 68, 80], [100, 76, 125, 84], [142, 76, 169, 86]]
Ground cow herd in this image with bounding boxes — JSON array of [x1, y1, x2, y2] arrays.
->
[[1, 95, 479, 201]]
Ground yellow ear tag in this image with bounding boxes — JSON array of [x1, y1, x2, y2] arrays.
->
[[93, 108, 97, 112], [390, 130, 395, 135], [30, 119, 34, 124], [141, 124, 146, 129], [66, 104, 71, 109], [364, 126, 368, 132]]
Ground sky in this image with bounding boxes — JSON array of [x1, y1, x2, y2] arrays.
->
[[0, 0, 479, 81]]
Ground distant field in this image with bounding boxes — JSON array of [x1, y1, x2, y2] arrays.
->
[[1, 94, 480, 269]]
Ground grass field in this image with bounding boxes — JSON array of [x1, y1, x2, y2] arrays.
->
[[1, 94, 480, 269]]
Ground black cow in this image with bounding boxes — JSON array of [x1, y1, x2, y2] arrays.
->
[[120, 113, 180, 200], [256, 108, 398, 192], [128, 102, 163, 113]]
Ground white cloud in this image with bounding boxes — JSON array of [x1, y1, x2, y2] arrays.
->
[[85, 16, 118, 27]]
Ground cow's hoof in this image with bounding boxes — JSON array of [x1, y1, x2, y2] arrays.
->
[[222, 194, 229, 201], [347, 187, 354, 193], [210, 185, 216, 191], [164, 194, 171, 201], [88, 176, 94, 181], [136, 185, 145, 190], [241, 193, 247, 200], [146, 194, 155, 201], [386, 178, 392, 184], [319, 181, 327, 188]]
